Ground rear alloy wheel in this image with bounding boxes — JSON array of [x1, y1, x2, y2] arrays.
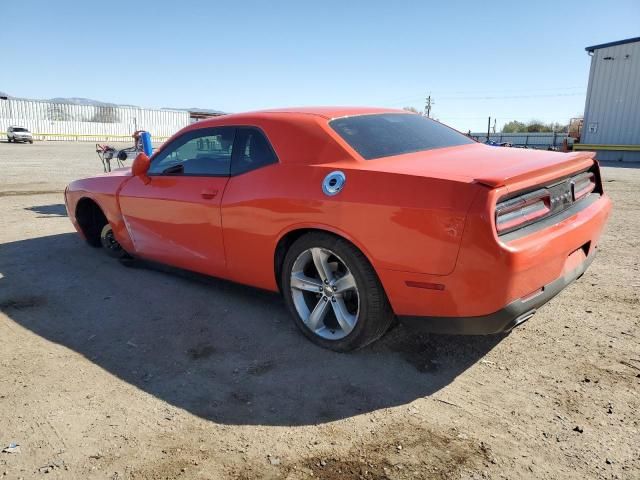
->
[[100, 224, 128, 259], [282, 232, 394, 351]]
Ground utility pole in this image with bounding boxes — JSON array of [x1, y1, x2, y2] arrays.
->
[[487, 116, 491, 141], [492, 118, 497, 134], [424, 95, 434, 118]]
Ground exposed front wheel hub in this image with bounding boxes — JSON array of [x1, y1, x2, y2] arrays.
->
[[100, 224, 125, 258]]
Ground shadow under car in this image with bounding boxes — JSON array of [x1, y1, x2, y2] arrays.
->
[[0, 231, 504, 426]]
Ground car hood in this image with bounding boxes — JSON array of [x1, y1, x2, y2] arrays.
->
[[357, 143, 595, 187], [102, 166, 132, 176], [79, 166, 132, 180], [66, 166, 132, 194]]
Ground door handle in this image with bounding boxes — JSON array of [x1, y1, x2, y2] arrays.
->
[[201, 189, 218, 199]]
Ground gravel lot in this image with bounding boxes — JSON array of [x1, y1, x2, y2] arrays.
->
[[0, 141, 638, 480]]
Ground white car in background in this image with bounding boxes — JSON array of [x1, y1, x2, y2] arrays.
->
[[7, 126, 33, 143]]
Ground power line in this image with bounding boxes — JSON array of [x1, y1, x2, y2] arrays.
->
[[438, 116, 531, 120], [438, 92, 585, 101], [383, 88, 586, 106]]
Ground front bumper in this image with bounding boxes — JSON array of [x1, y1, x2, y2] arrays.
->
[[11, 136, 33, 142], [399, 249, 596, 334]]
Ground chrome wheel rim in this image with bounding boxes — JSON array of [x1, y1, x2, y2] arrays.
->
[[290, 247, 360, 340]]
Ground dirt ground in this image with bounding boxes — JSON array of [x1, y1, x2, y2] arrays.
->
[[0, 141, 638, 480]]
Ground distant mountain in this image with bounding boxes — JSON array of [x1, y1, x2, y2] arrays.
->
[[46, 99, 227, 114], [47, 97, 121, 107], [187, 107, 226, 115], [1, 93, 225, 114], [164, 107, 227, 115]]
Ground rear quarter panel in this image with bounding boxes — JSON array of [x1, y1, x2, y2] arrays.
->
[[221, 163, 480, 291]]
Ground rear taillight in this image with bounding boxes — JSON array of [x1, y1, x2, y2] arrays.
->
[[571, 171, 596, 201], [495, 167, 599, 237], [495, 188, 551, 234]]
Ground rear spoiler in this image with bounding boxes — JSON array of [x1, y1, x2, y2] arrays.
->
[[474, 151, 597, 188]]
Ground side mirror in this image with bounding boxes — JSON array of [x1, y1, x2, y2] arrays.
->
[[132, 152, 151, 180]]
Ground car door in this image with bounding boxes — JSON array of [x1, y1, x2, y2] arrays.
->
[[118, 127, 235, 277], [220, 127, 283, 289]]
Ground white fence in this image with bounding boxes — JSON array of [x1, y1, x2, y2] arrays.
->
[[0, 98, 190, 142]]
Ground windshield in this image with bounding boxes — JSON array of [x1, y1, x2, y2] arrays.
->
[[329, 113, 474, 160], [13, 128, 29, 133]]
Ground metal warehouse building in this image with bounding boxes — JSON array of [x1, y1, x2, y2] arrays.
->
[[576, 37, 640, 162]]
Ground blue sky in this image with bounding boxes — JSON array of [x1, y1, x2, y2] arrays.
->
[[1, 0, 638, 132]]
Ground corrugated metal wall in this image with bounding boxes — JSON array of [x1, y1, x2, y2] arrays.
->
[[582, 40, 640, 161], [0, 99, 190, 141]]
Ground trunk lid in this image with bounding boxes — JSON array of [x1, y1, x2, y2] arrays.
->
[[359, 143, 596, 188]]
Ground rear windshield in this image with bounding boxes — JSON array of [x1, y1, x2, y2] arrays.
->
[[329, 113, 474, 160], [13, 128, 28, 132]]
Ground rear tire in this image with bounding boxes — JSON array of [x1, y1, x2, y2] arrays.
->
[[281, 232, 394, 352]]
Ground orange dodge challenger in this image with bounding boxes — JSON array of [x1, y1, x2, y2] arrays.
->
[[65, 107, 612, 351]]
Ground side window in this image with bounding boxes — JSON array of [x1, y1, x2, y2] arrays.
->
[[148, 127, 235, 176], [231, 128, 278, 175]]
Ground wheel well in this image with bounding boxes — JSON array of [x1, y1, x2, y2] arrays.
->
[[75, 198, 108, 247], [274, 228, 364, 292]]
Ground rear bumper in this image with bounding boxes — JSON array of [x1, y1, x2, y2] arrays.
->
[[379, 191, 611, 325], [398, 250, 596, 334]]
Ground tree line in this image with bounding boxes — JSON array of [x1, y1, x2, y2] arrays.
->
[[401, 108, 570, 133], [501, 120, 568, 133]]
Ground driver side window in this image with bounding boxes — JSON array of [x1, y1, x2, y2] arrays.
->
[[148, 127, 235, 176]]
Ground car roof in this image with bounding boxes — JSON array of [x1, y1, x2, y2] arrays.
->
[[203, 106, 406, 123], [253, 106, 405, 119], [165, 107, 414, 165]]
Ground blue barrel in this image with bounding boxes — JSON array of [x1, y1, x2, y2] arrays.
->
[[140, 131, 153, 156]]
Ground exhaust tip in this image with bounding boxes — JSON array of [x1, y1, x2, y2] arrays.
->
[[508, 309, 537, 331]]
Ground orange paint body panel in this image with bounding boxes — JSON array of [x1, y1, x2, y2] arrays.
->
[[118, 175, 229, 275], [65, 107, 612, 334]]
